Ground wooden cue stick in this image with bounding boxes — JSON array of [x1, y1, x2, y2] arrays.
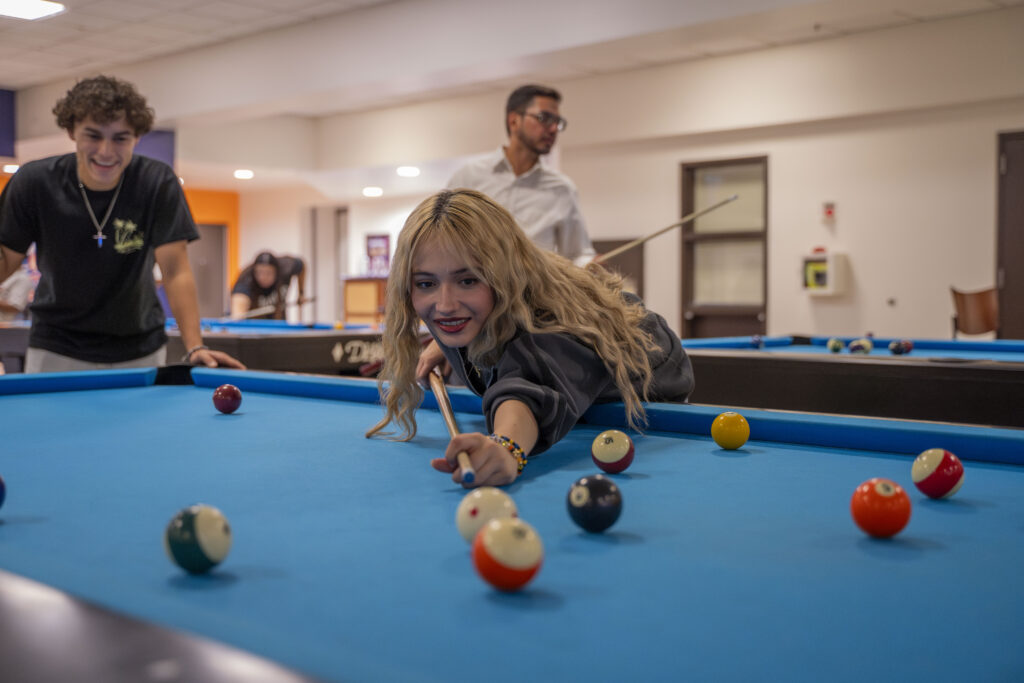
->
[[428, 370, 476, 483], [592, 194, 740, 264]]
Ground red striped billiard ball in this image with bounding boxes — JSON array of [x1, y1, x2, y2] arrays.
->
[[912, 448, 964, 499], [850, 478, 912, 538], [591, 429, 634, 474], [472, 518, 543, 592], [212, 384, 242, 414]]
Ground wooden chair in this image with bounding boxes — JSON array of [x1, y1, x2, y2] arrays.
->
[[951, 286, 999, 338]]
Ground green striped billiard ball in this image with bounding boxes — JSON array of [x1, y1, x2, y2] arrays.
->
[[164, 504, 233, 574]]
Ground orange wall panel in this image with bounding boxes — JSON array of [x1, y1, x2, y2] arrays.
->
[[183, 188, 240, 285]]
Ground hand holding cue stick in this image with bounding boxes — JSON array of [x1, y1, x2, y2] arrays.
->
[[428, 369, 476, 484], [592, 194, 740, 264]]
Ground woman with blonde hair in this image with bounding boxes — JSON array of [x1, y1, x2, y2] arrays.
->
[[367, 189, 693, 487]]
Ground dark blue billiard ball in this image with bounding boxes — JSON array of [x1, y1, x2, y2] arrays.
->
[[567, 474, 622, 533], [0, 474, 5, 510], [888, 340, 906, 355], [751, 335, 763, 349]]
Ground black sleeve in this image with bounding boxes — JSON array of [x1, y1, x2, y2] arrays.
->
[[231, 267, 255, 297], [482, 333, 614, 455], [0, 166, 40, 254]]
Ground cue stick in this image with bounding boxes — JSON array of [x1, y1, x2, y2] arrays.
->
[[428, 369, 476, 484], [592, 194, 740, 264]]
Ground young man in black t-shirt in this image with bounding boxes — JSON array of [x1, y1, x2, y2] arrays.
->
[[0, 76, 243, 373], [229, 252, 307, 320]]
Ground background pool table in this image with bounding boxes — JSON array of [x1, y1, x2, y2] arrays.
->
[[683, 335, 1024, 428], [0, 319, 388, 376], [1, 368, 1023, 682]]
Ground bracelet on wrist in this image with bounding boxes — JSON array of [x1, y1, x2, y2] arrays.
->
[[182, 344, 210, 363], [489, 433, 527, 473]]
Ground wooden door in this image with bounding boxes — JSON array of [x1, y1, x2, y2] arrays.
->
[[998, 132, 1024, 338]]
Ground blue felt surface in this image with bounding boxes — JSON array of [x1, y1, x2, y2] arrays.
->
[[681, 335, 1024, 362], [1, 374, 1024, 682]]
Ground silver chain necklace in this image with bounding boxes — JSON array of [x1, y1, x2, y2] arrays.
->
[[78, 172, 124, 248]]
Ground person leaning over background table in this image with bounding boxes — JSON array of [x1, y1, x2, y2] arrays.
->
[[0, 259, 35, 322], [0, 75, 243, 373], [229, 251, 307, 320]]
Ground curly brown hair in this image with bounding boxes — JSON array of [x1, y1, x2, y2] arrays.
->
[[52, 75, 154, 135]]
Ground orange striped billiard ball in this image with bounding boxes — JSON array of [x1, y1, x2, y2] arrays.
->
[[850, 478, 912, 538], [911, 448, 964, 499], [711, 412, 749, 450], [472, 518, 543, 592]]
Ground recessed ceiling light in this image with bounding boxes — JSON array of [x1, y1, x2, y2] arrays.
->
[[2, 164, 19, 174], [0, 1, 65, 20], [362, 186, 383, 197], [234, 169, 254, 180], [396, 166, 420, 178]]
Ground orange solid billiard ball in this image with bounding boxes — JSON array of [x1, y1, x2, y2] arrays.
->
[[850, 478, 912, 538], [711, 412, 749, 450]]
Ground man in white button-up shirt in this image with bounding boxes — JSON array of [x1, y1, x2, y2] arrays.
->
[[447, 85, 595, 266]]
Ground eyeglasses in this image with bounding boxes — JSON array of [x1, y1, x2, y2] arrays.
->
[[524, 111, 567, 132]]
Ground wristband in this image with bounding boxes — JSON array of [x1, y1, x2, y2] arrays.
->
[[182, 344, 210, 363], [489, 434, 527, 473]]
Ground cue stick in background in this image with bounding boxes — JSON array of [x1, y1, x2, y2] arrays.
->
[[428, 369, 476, 484], [592, 194, 740, 265]]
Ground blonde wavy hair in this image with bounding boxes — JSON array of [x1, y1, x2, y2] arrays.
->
[[366, 189, 658, 441]]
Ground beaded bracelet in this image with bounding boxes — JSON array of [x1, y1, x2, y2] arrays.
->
[[182, 344, 210, 363], [489, 434, 527, 473]]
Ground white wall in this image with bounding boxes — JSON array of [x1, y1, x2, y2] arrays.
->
[[236, 8, 1024, 336]]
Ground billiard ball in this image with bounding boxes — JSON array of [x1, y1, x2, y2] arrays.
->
[[902, 339, 914, 352], [751, 334, 763, 348], [472, 517, 543, 591], [163, 504, 233, 574], [567, 474, 622, 533], [850, 478, 911, 538], [888, 339, 906, 355], [912, 448, 964, 499], [710, 411, 750, 450], [455, 487, 518, 543], [212, 384, 242, 414], [0, 474, 5, 510], [334, 320, 344, 329], [826, 337, 844, 353], [591, 429, 634, 474], [848, 338, 873, 354]]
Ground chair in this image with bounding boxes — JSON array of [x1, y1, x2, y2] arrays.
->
[[951, 286, 999, 338]]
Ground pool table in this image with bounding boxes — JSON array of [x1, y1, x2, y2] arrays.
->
[[683, 335, 1024, 428], [0, 319, 388, 376], [2, 368, 1023, 682]]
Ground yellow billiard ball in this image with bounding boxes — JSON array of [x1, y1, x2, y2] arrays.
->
[[711, 411, 750, 450]]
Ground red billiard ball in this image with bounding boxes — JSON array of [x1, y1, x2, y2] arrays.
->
[[212, 384, 242, 414], [471, 518, 543, 592], [850, 478, 912, 538], [711, 411, 749, 450], [591, 429, 634, 474], [911, 448, 964, 499]]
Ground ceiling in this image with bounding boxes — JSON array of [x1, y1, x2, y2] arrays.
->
[[0, 0, 395, 90], [2, 0, 1019, 116]]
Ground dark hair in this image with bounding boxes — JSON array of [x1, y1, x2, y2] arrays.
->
[[254, 251, 279, 270], [505, 84, 561, 136], [52, 75, 155, 136]]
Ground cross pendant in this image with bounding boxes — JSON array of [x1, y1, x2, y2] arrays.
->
[[93, 231, 104, 248]]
